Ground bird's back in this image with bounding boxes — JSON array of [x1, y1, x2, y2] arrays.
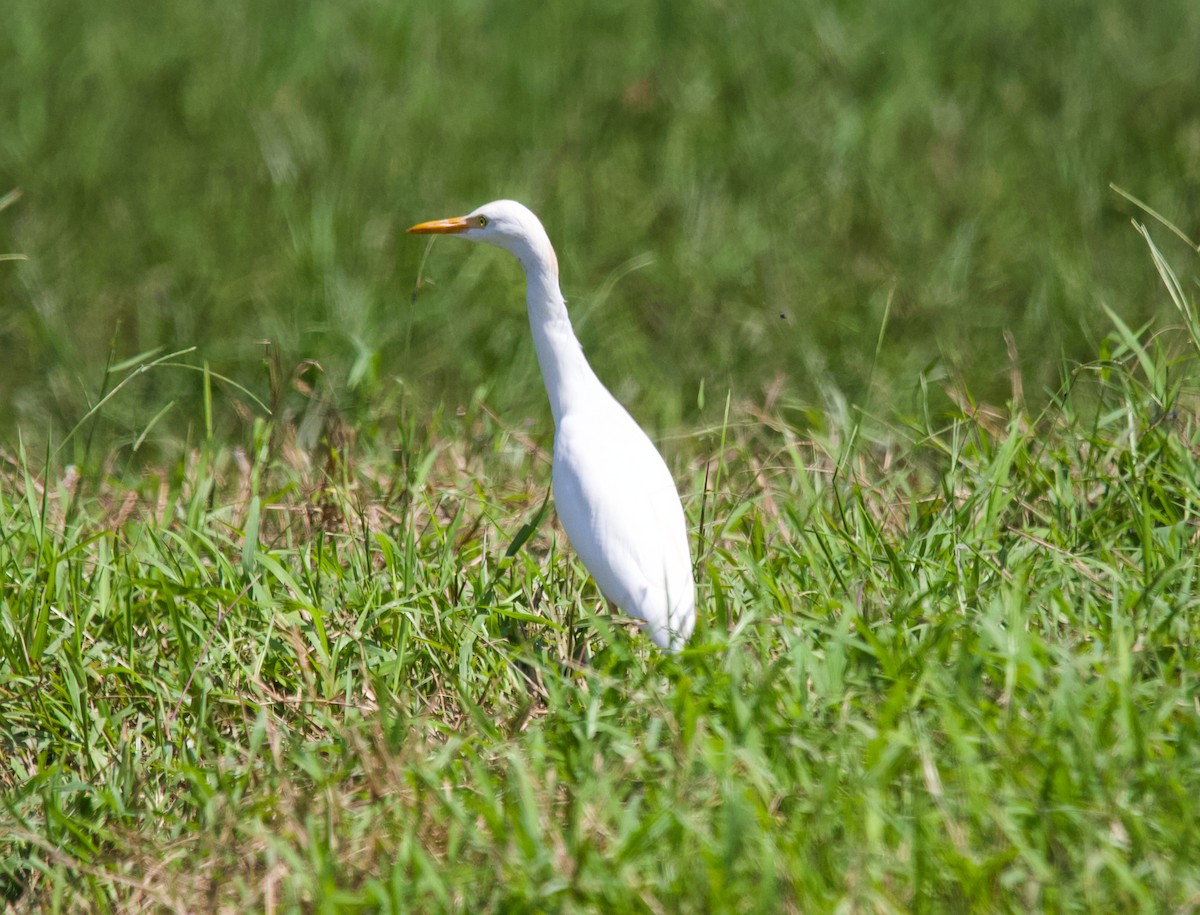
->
[[551, 397, 694, 651]]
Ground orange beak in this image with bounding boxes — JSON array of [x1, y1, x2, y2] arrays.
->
[[406, 215, 471, 235]]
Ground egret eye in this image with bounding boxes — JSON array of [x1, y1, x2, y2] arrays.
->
[[477, 215, 488, 227]]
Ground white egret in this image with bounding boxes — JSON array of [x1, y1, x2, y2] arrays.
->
[[408, 200, 694, 652]]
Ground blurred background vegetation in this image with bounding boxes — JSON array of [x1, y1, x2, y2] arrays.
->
[[2, 0, 1198, 459]]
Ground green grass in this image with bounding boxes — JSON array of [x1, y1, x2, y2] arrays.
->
[[4, 0, 1200, 911], [2, 0, 1199, 448], [3, 221, 1200, 910]]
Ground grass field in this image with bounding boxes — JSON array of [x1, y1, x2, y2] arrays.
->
[[3, 0, 1200, 911]]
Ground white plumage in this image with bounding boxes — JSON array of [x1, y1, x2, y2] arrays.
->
[[408, 200, 694, 651]]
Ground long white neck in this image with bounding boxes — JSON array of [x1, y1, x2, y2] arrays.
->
[[516, 245, 608, 427]]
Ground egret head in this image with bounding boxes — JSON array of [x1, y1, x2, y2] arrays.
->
[[408, 199, 557, 278]]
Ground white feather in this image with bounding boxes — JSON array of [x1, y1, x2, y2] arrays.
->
[[409, 200, 695, 651]]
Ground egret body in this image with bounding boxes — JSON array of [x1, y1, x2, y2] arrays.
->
[[408, 200, 694, 651]]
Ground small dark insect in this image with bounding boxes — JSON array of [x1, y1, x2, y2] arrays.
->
[[1149, 407, 1179, 429]]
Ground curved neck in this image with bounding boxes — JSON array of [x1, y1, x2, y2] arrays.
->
[[522, 262, 607, 426]]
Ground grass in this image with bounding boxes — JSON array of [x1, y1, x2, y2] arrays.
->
[[2, 220, 1200, 910], [2, 0, 1200, 446], [3, 0, 1200, 910]]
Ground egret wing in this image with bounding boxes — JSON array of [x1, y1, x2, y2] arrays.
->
[[552, 406, 694, 649]]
